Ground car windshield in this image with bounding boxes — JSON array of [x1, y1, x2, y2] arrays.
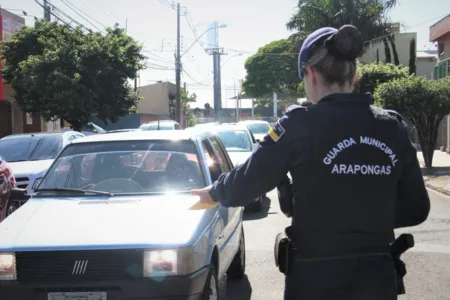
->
[[0, 135, 62, 162], [140, 122, 174, 130], [216, 130, 252, 152], [36, 140, 205, 195], [246, 123, 270, 135]]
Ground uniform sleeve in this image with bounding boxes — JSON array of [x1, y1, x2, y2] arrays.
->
[[395, 125, 430, 228], [209, 109, 307, 207]]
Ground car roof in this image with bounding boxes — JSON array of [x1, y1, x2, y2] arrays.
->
[[71, 130, 204, 144], [0, 131, 79, 140], [142, 120, 178, 124], [214, 124, 250, 131], [238, 120, 269, 124]]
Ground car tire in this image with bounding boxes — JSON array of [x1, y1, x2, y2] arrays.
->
[[202, 265, 220, 300], [227, 227, 246, 280], [6, 199, 19, 217]]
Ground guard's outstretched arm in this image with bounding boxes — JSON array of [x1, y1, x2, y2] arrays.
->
[[395, 124, 430, 228], [209, 107, 308, 207]]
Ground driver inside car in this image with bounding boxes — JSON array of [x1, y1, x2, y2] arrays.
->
[[162, 153, 201, 189]]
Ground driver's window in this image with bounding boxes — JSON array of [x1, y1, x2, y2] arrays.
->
[[209, 137, 231, 173], [201, 140, 222, 181]]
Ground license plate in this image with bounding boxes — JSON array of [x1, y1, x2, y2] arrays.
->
[[48, 292, 107, 300]]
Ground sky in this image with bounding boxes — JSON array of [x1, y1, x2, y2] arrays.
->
[[1, 0, 448, 109]]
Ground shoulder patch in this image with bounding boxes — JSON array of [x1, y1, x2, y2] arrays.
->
[[268, 120, 286, 142]]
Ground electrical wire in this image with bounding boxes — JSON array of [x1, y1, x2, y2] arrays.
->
[[181, 66, 209, 86], [62, 0, 108, 30], [59, 0, 105, 33]]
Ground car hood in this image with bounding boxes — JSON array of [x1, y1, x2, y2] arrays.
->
[[0, 194, 211, 251], [8, 159, 54, 177], [227, 151, 251, 167]]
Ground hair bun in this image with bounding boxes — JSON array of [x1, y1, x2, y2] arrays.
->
[[333, 25, 363, 60]]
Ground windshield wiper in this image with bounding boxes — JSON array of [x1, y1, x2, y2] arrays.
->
[[36, 187, 113, 196]]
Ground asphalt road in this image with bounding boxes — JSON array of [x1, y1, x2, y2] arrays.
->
[[226, 188, 450, 300]]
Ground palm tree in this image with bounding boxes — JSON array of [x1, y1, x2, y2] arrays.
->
[[287, 0, 399, 44]]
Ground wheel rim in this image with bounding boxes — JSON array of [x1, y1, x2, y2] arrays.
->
[[209, 275, 218, 300], [7, 205, 16, 216]]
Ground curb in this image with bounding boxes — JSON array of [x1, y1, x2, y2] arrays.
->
[[424, 181, 450, 197]]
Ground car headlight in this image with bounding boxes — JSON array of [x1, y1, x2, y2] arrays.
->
[[143, 250, 178, 277], [32, 177, 43, 190], [0, 253, 16, 280]]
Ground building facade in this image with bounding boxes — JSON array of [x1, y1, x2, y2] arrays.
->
[[0, 9, 58, 139], [430, 14, 450, 153]]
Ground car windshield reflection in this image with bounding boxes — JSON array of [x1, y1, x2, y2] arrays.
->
[[216, 130, 252, 152], [36, 140, 205, 195], [0, 136, 62, 162], [246, 123, 270, 135]]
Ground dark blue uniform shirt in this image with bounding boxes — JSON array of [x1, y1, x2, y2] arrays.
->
[[209, 93, 430, 256]]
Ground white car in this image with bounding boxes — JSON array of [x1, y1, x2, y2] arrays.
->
[[0, 131, 84, 195], [0, 130, 246, 299], [139, 120, 182, 130], [237, 120, 271, 142], [212, 125, 264, 212]]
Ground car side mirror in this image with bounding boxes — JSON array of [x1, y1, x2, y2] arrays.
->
[[11, 188, 30, 201], [92, 129, 98, 133]]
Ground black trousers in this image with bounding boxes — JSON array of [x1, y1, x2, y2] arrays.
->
[[284, 254, 397, 300]]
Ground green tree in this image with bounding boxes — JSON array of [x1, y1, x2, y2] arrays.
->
[[287, 0, 398, 43], [353, 63, 409, 94], [374, 76, 450, 167], [408, 38, 416, 75], [0, 20, 145, 131], [242, 39, 299, 99], [181, 90, 196, 127]]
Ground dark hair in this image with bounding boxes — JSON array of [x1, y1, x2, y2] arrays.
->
[[304, 25, 363, 86]]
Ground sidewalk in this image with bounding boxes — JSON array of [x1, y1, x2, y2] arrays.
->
[[417, 150, 450, 196]]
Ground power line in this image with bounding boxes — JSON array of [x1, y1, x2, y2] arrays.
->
[[59, 0, 105, 32], [63, 0, 108, 30], [182, 66, 209, 86]]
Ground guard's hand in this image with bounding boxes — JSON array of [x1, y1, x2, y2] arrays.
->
[[190, 185, 217, 206]]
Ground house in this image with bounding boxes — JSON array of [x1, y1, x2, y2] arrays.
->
[[416, 50, 438, 79], [0, 9, 59, 139], [430, 14, 450, 153], [93, 81, 189, 130], [359, 31, 417, 68]]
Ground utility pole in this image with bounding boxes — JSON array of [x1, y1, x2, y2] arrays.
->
[[206, 47, 226, 121], [43, 0, 51, 21], [175, 2, 181, 123]]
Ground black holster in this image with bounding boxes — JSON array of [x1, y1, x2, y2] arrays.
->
[[390, 234, 414, 295], [274, 232, 293, 275]]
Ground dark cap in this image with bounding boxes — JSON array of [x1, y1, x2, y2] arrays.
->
[[298, 27, 337, 80]]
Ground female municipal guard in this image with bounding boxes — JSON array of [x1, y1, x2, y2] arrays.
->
[[191, 25, 430, 300]]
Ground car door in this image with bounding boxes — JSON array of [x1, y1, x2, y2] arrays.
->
[[208, 136, 243, 269]]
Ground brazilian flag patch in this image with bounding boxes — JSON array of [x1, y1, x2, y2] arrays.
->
[[268, 121, 285, 142]]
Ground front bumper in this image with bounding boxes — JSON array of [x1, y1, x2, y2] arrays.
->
[[0, 266, 210, 300]]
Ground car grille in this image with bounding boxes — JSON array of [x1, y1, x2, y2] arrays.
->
[[16, 250, 144, 282], [15, 177, 29, 189]]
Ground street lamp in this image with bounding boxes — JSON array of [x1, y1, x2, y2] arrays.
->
[[221, 53, 243, 69], [181, 24, 227, 58]]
